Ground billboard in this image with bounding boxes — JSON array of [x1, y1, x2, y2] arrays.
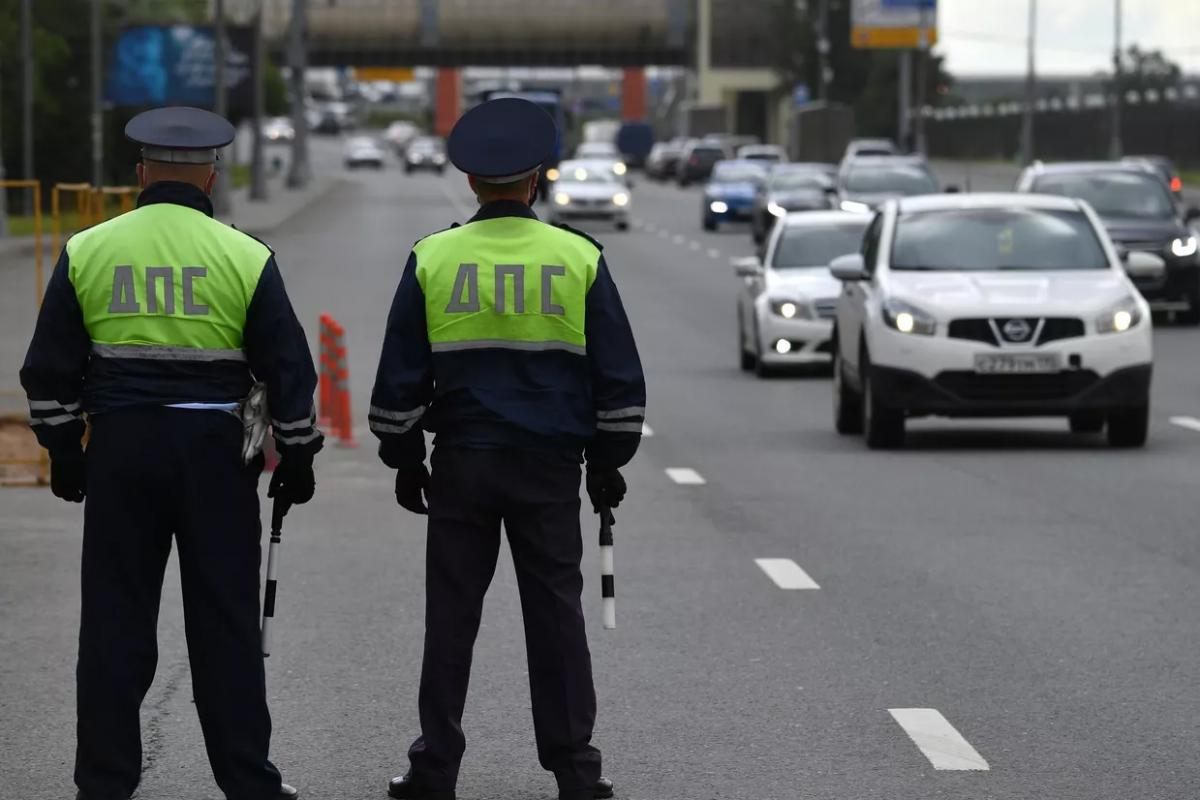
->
[[106, 25, 253, 112], [851, 0, 938, 49]]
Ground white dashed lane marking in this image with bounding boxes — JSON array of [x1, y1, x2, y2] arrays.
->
[[707, 248, 722, 259], [1169, 416, 1200, 433], [888, 708, 990, 771], [665, 467, 705, 485], [657, 229, 669, 238], [641, 423, 654, 437], [671, 234, 686, 245], [688, 240, 701, 251], [754, 558, 820, 590]]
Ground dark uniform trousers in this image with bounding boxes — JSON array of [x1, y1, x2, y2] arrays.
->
[[408, 447, 602, 793], [76, 408, 281, 800]]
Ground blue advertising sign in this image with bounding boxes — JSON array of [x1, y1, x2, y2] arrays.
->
[[106, 25, 252, 110], [793, 84, 811, 107]]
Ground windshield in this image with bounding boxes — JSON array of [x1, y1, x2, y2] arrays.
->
[[556, 165, 619, 184], [845, 165, 936, 195], [689, 148, 725, 163], [410, 139, 442, 152], [771, 171, 830, 191], [773, 223, 869, 269], [712, 164, 764, 183], [1032, 172, 1175, 219], [891, 208, 1109, 271]]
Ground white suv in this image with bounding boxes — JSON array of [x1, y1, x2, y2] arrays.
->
[[830, 193, 1158, 449]]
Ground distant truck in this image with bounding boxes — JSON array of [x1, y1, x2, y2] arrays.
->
[[616, 122, 655, 170]]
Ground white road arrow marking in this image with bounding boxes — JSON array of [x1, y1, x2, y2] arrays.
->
[[754, 558, 820, 590]]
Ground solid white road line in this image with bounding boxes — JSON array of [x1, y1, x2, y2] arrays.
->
[[665, 467, 706, 485], [1169, 416, 1200, 433], [707, 248, 722, 259], [641, 423, 654, 437], [888, 708, 990, 771], [754, 558, 820, 590]]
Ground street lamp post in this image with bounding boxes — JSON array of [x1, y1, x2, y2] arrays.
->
[[212, 0, 232, 217], [1108, 0, 1123, 159], [90, 0, 102, 187], [1021, 0, 1036, 165], [21, 0, 33, 212], [249, 0, 268, 201], [286, 0, 312, 189]]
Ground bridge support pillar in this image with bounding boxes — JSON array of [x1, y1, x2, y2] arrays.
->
[[435, 68, 461, 137], [621, 68, 646, 121]]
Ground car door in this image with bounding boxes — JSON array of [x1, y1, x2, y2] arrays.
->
[[836, 212, 882, 381]]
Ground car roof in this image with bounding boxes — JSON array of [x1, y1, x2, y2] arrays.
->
[[1027, 160, 1151, 176], [558, 158, 620, 170], [782, 210, 872, 227], [896, 192, 1083, 214], [849, 138, 894, 146], [713, 159, 766, 169], [842, 154, 928, 168]]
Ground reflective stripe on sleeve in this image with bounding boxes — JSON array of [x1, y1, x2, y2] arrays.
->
[[276, 430, 323, 446], [28, 399, 82, 413], [91, 343, 247, 362], [596, 406, 645, 420], [30, 413, 81, 427], [430, 339, 586, 356], [370, 418, 421, 435], [369, 404, 427, 422], [596, 421, 644, 434], [272, 413, 317, 431]]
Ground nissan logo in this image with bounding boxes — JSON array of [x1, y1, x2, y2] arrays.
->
[[1001, 318, 1033, 342]]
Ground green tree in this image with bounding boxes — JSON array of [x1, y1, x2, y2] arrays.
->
[[1118, 45, 1182, 95]]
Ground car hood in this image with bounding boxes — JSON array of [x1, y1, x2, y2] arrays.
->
[[1097, 215, 1184, 245], [707, 181, 758, 199], [555, 183, 623, 200], [885, 270, 1132, 316], [765, 267, 842, 300], [841, 190, 905, 207]]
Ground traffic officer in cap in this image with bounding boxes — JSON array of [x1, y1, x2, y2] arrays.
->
[[371, 97, 646, 800], [21, 106, 320, 800]]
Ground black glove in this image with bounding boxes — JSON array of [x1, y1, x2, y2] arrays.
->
[[395, 462, 431, 515], [50, 449, 86, 503], [268, 454, 315, 506], [585, 468, 626, 514]]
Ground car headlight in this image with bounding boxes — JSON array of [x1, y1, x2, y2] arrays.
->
[[613, 162, 627, 176], [770, 298, 811, 320], [546, 168, 560, 181], [1096, 295, 1143, 334], [710, 200, 729, 214], [1170, 235, 1198, 258], [612, 192, 630, 207], [882, 297, 937, 335], [841, 200, 871, 213], [433, 154, 446, 164], [554, 192, 571, 206], [767, 201, 787, 217]]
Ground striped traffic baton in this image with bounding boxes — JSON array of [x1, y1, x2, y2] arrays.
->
[[261, 497, 291, 657], [599, 507, 616, 630]]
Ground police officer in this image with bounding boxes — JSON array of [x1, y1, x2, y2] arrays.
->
[[20, 107, 321, 800], [371, 98, 646, 800]]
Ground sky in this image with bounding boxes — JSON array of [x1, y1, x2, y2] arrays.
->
[[934, 0, 1200, 76]]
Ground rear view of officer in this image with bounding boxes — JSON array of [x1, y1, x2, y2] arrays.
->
[[20, 107, 321, 800], [371, 98, 646, 800]]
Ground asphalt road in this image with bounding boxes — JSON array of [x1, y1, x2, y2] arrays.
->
[[3, 144, 1200, 799]]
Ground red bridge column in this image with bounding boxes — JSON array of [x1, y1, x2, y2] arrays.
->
[[621, 68, 646, 121], [435, 68, 461, 137]]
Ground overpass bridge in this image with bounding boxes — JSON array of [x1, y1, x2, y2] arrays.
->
[[260, 0, 786, 141]]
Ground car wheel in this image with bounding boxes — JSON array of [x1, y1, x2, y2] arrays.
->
[[738, 309, 756, 372], [703, 217, 717, 232], [833, 344, 863, 435], [753, 328, 773, 378], [1069, 412, 1105, 434], [616, 219, 630, 231], [1177, 279, 1200, 325], [861, 350, 905, 449], [1107, 405, 1149, 447]]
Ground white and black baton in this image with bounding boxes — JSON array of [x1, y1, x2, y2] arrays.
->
[[261, 498, 291, 657], [599, 507, 616, 630]]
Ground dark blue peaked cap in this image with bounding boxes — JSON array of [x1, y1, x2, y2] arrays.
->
[[448, 98, 557, 182], [126, 106, 236, 164]]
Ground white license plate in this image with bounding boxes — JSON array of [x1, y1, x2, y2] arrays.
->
[[973, 353, 1060, 374]]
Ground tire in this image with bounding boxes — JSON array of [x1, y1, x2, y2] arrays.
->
[[861, 351, 905, 449], [1107, 405, 1149, 447], [833, 344, 863, 435], [738, 310, 756, 372], [753, 329, 772, 378], [1176, 279, 1200, 325], [702, 217, 717, 232], [1069, 412, 1105, 434], [616, 220, 629, 231]]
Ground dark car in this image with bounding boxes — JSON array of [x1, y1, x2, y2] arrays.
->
[[404, 136, 447, 174], [1017, 161, 1200, 322], [1124, 155, 1184, 200], [702, 160, 767, 230], [645, 140, 685, 181], [677, 141, 730, 186], [751, 163, 838, 244], [836, 155, 939, 211]]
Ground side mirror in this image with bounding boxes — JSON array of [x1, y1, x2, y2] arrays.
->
[[1185, 206, 1200, 223], [829, 253, 868, 281], [945, 184, 961, 194], [1124, 250, 1167, 278], [733, 256, 763, 278]]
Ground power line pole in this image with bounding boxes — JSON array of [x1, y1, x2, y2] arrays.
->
[[897, 50, 912, 151], [90, 0, 102, 187], [21, 0, 33, 212], [816, 0, 832, 101], [914, 6, 929, 155], [286, 0, 311, 189], [249, 0, 268, 201], [212, 0, 232, 217], [1021, 0, 1036, 165], [1108, 0, 1123, 159]]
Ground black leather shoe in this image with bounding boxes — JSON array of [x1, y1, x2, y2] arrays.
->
[[559, 777, 614, 800], [387, 772, 455, 800], [278, 784, 300, 799]]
